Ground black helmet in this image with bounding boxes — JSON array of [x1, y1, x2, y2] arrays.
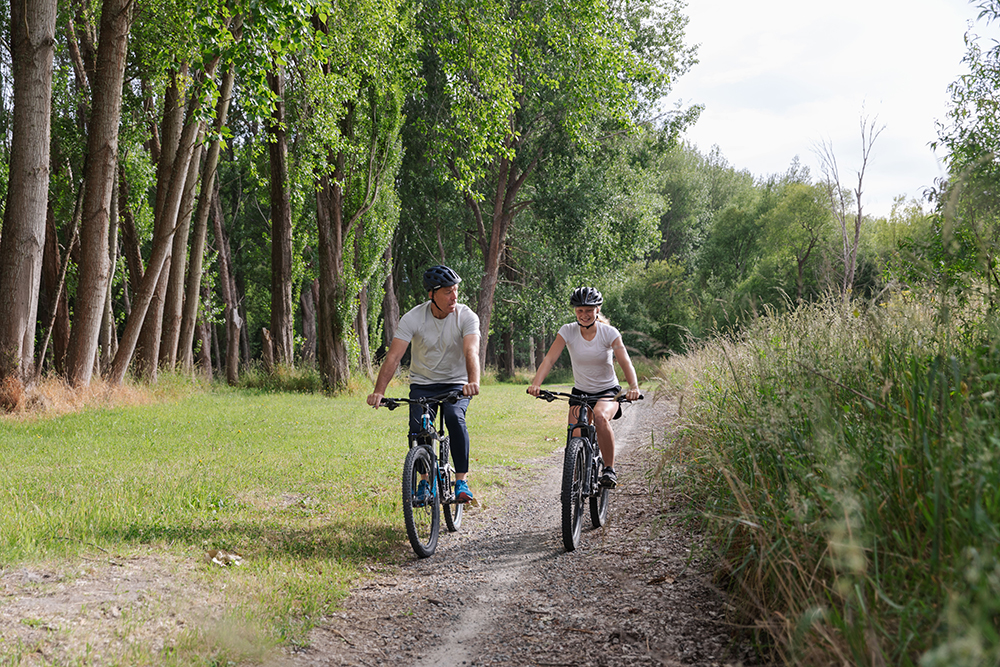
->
[[570, 286, 603, 307], [423, 265, 462, 291]]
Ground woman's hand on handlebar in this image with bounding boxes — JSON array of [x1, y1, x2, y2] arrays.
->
[[624, 387, 641, 402], [526, 384, 541, 397]]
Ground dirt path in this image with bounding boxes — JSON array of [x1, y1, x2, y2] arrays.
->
[[289, 393, 751, 667]]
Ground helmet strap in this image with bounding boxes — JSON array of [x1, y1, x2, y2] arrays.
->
[[578, 320, 595, 329], [430, 289, 447, 318]]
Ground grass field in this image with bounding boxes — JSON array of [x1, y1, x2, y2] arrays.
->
[[0, 381, 570, 664]]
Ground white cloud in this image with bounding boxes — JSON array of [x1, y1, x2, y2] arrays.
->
[[669, 0, 997, 216]]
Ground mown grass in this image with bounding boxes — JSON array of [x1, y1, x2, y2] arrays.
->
[[660, 290, 1000, 666], [0, 381, 567, 664]]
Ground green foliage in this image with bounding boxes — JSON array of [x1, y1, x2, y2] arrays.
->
[[605, 259, 694, 356]]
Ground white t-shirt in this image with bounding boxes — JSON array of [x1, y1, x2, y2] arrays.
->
[[395, 302, 480, 385], [558, 322, 622, 393]]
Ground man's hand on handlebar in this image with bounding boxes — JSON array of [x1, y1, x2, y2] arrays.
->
[[463, 382, 480, 397], [366, 392, 384, 408]]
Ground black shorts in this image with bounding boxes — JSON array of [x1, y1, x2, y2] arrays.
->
[[571, 385, 623, 420]]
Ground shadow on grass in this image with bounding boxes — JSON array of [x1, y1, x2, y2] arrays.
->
[[98, 517, 412, 566]]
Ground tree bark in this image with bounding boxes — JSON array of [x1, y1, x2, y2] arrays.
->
[[160, 126, 205, 369], [0, 0, 57, 387], [108, 69, 206, 385], [381, 245, 399, 351], [211, 183, 241, 386], [300, 279, 318, 366], [65, 0, 133, 387], [133, 68, 185, 380], [180, 64, 235, 374], [463, 146, 537, 370], [268, 68, 295, 366]]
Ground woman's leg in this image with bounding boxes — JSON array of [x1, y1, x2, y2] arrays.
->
[[592, 400, 619, 469]]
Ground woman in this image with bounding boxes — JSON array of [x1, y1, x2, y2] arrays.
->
[[527, 287, 640, 488]]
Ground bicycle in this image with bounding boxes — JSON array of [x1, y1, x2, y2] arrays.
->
[[534, 389, 642, 552], [379, 390, 467, 558]]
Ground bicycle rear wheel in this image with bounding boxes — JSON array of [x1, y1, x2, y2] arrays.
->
[[561, 437, 586, 552], [590, 486, 610, 527], [402, 444, 440, 558], [443, 491, 463, 532]]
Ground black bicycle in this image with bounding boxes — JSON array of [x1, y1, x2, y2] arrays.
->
[[534, 389, 642, 552], [379, 391, 466, 558]]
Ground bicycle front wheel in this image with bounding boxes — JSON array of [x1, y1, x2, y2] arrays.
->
[[402, 444, 440, 558], [561, 437, 586, 552]]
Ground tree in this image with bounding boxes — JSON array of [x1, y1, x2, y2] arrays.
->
[[816, 114, 884, 297], [419, 0, 696, 367], [65, 0, 136, 387], [759, 182, 833, 303], [0, 0, 57, 388]]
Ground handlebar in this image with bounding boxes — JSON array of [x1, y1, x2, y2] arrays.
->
[[379, 390, 465, 411], [533, 389, 643, 404]]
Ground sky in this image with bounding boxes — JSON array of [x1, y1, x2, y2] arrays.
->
[[668, 0, 1000, 217]]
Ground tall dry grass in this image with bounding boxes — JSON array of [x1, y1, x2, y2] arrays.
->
[[658, 290, 1000, 666]]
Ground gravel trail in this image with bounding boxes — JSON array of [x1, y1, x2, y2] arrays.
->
[[289, 392, 749, 667]]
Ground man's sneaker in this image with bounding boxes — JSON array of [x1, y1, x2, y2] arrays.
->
[[600, 467, 618, 489], [455, 479, 474, 503], [414, 479, 431, 505]]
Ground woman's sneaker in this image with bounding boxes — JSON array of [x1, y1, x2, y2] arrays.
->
[[455, 479, 474, 503], [600, 467, 618, 489]]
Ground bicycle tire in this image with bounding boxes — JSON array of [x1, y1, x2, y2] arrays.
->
[[402, 444, 440, 558], [443, 489, 463, 532], [590, 485, 610, 527], [589, 450, 610, 527], [561, 437, 586, 552]]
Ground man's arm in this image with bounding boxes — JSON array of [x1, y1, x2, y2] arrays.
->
[[367, 337, 410, 407], [462, 333, 481, 396]]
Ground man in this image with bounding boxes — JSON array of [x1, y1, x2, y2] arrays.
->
[[367, 265, 481, 502]]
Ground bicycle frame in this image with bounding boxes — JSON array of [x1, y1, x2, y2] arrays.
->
[[382, 391, 463, 505]]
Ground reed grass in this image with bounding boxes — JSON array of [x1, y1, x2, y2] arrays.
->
[[660, 289, 1000, 666]]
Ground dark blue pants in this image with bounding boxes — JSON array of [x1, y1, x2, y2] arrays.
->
[[408, 383, 471, 474]]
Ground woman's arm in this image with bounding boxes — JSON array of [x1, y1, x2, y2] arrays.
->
[[527, 334, 567, 396], [612, 337, 640, 401]]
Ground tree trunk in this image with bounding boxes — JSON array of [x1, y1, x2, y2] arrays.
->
[[108, 70, 206, 385], [0, 0, 56, 388], [42, 203, 71, 375], [300, 279, 318, 366], [381, 245, 399, 351], [180, 64, 235, 374], [316, 173, 351, 390], [160, 127, 205, 369], [133, 69, 185, 380], [501, 323, 514, 379], [354, 217, 372, 376], [99, 174, 121, 372], [211, 182, 241, 386], [65, 0, 134, 387], [464, 147, 537, 370], [117, 166, 145, 290], [268, 68, 295, 366]]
